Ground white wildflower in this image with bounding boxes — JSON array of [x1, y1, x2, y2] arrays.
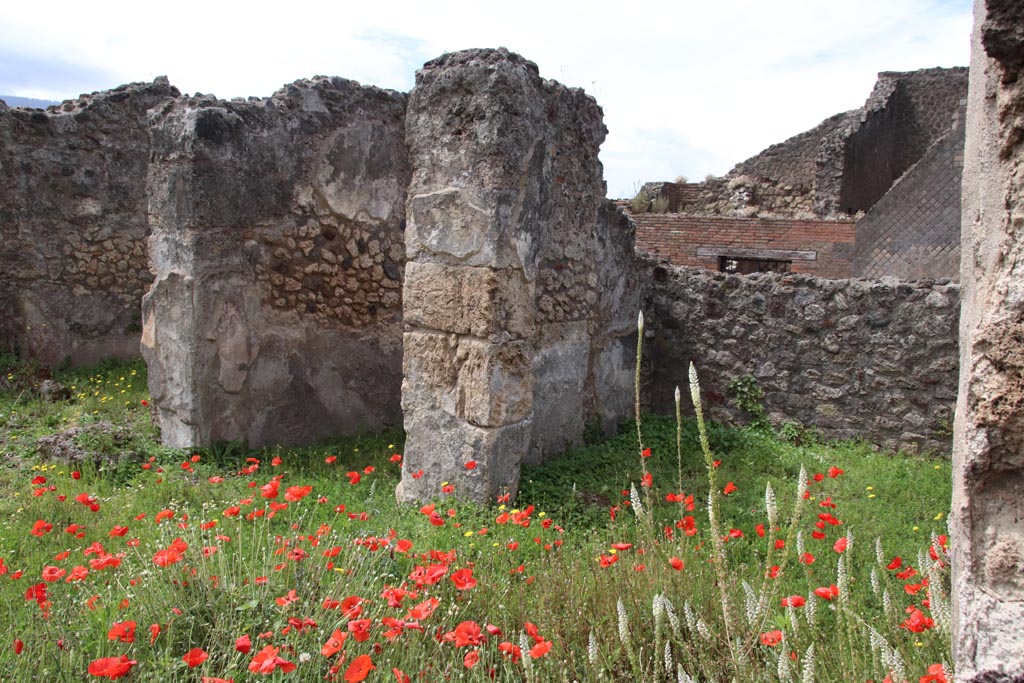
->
[[617, 599, 630, 647]]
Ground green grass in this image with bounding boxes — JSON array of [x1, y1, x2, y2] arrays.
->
[[0, 357, 952, 682]]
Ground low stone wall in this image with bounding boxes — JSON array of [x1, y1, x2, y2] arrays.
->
[[642, 262, 959, 454], [632, 213, 856, 278], [0, 79, 179, 365], [142, 77, 409, 448]]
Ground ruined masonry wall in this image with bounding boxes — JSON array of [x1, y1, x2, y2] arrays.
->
[[142, 77, 409, 448], [643, 262, 959, 454], [951, 0, 1024, 678], [0, 79, 179, 365], [853, 112, 965, 281], [397, 49, 639, 503]]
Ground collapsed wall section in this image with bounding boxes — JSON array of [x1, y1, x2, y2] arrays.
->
[[142, 78, 408, 448], [643, 263, 959, 454], [0, 79, 178, 366], [397, 48, 638, 503], [951, 0, 1024, 678]]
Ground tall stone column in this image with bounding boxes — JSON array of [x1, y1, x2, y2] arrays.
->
[[397, 49, 635, 503], [952, 0, 1024, 679]]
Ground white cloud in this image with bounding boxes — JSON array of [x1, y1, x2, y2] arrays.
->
[[0, 0, 972, 198]]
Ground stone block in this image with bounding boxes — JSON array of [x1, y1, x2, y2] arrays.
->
[[402, 261, 533, 340]]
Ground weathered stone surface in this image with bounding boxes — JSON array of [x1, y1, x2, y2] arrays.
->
[[0, 78, 178, 365], [643, 261, 959, 453], [952, 1, 1024, 679], [402, 261, 533, 340], [143, 77, 408, 448], [398, 49, 638, 503]]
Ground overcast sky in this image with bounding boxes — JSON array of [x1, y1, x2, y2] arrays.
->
[[1, 0, 972, 198]]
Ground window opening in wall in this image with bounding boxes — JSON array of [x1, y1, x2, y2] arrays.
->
[[718, 256, 791, 275]]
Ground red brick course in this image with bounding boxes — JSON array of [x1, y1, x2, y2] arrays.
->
[[629, 212, 857, 278]]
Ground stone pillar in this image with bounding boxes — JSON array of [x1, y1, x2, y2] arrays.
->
[[952, 0, 1024, 679], [143, 78, 409, 448], [397, 49, 636, 503]]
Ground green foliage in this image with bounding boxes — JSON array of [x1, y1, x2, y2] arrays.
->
[[629, 186, 651, 213], [778, 420, 820, 446], [0, 355, 953, 682], [730, 373, 769, 427]]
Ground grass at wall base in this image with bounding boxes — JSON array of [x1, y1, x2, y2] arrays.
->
[[0, 351, 951, 682]]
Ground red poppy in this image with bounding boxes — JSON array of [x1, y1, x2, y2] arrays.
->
[[498, 642, 522, 662], [887, 556, 903, 570], [901, 608, 935, 633], [183, 648, 209, 668], [464, 460, 477, 470], [530, 639, 553, 658], [248, 646, 296, 674], [669, 556, 684, 571], [275, 589, 299, 607], [322, 628, 347, 657], [759, 630, 783, 646], [453, 621, 485, 647], [341, 595, 365, 619], [451, 568, 477, 591], [780, 595, 805, 608], [463, 650, 479, 668], [344, 654, 375, 683], [920, 663, 948, 683], [107, 621, 136, 643], [641, 447, 652, 458], [201, 678, 234, 683], [41, 566, 66, 582], [88, 655, 137, 679], [235, 634, 252, 654], [813, 585, 840, 601], [285, 485, 313, 502], [723, 481, 737, 495], [14, 639, 24, 655], [833, 537, 848, 553], [348, 619, 372, 642], [30, 519, 53, 536]]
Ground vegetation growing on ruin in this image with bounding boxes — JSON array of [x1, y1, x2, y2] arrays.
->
[[0, 357, 951, 682]]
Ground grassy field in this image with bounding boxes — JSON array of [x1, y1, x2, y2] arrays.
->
[[0, 355, 952, 682]]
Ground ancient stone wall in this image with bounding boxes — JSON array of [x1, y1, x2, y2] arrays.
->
[[830, 68, 969, 215], [142, 77, 408, 448], [951, 0, 1024, 678], [853, 109, 965, 281], [632, 213, 856, 277], [642, 68, 967, 220], [696, 112, 854, 216], [397, 49, 639, 503], [0, 79, 178, 366], [643, 262, 959, 454]]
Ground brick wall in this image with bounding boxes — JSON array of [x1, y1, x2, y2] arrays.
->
[[631, 212, 857, 278]]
